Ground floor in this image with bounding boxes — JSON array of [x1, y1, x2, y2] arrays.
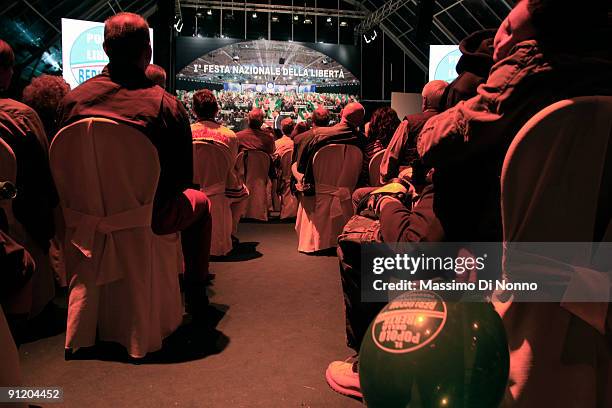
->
[[18, 221, 363, 408]]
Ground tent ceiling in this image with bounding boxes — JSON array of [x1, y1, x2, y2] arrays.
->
[[0, 0, 513, 81]]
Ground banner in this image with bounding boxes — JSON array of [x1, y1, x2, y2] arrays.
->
[[61, 18, 153, 89]]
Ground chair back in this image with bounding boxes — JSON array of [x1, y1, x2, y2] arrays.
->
[[502, 96, 612, 243], [193, 139, 232, 197], [313, 144, 363, 189], [278, 148, 298, 219], [240, 149, 271, 220], [368, 149, 386, 187], [279, 148, 294, 182], [295, 144, 362, 252], [497, 96, 612, 406], [50, 117, 182, 357], [193, 139, 234, 256]]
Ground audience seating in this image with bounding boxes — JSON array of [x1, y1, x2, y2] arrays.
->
[[50, 118, 183, 358], [278, 149, 298, 219], [0, 138, 55, 318], [193, 139, 233, 256], [497, 96, 612, 406], [238, 150, 271, 221], [368, 149, 385, 187], [295, 144, 363, 253]]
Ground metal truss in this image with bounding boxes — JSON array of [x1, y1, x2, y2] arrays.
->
[[354, 0, 412, 34], [182, 1, 367, 19]]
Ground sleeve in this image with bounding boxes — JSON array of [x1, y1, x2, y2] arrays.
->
[[264, 134, 275, 155], [162, 96, 194, 192], [12, 109, 59, 246], [297, 136, 314, 174], [177, 102, 195, 189], [379, 186, 444, 243], [380, 120, 409, 183], [417, 46, 543, 168]]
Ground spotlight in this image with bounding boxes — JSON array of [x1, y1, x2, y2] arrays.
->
[[363, 29, 378, 44], [207, 9, 213, 15], [196, 12, 202, 17], [293, 15, 299, 21], [271, 15, 279, 22], [252, 12, 258, 18], [303, 17, 312, 24], [326, 17, 332, 23], [339, 21, 348, 27]]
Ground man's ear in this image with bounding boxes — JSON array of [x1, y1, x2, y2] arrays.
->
[[145, 43, 152, 63]]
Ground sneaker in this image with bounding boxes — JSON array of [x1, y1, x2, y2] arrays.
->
[[325, 355, 362, 399]]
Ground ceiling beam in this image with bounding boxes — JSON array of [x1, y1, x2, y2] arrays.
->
[[182, 1, 366, 19], [355, 0, 412, 34]]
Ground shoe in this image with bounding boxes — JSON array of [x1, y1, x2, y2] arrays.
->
[[184, 282, 210, 321], [325, 355, 362, 399]]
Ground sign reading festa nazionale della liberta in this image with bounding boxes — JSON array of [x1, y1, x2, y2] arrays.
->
[[193, 63, 346, 79]]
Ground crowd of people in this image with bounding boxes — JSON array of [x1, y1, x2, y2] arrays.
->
[[0, 0, 611, 406], [176, 89, 357, 128]]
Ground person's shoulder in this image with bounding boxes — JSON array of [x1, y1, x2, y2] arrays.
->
[[221, 125, 237, 138], [0, 98, 36, 117]]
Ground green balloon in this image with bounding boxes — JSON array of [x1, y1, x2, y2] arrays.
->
[[359, 291, 509, 408]]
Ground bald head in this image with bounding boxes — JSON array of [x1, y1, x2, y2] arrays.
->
[[341, 102, 365, 128], [248, 108, 265, 129], [104, 12, 151, 69], [311, 107, 330, 127], [421, 80, 448, 111]]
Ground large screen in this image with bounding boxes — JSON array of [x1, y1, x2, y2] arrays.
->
[[429, 45, 461, 83], [175, 38, 359, 92], [61, 18, 153, 89]]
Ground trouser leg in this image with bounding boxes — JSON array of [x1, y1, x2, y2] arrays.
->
[[152, 189, 212, 284]]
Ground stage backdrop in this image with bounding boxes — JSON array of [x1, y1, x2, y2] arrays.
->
[[175, 37, 360, 93]]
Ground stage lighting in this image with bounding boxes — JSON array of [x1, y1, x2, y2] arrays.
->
[[252, 12, 258, 18], [207, 9, 213, 16], [196, 12, 202, 17], [339, 21, 348, 27], [293, 15, 299, 21], [363, 29, 378, 44], [174, 15, 183, 33], [271, 15, 279, 22], [326, 17, 332, 23], [304, 17, 312, 24]]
